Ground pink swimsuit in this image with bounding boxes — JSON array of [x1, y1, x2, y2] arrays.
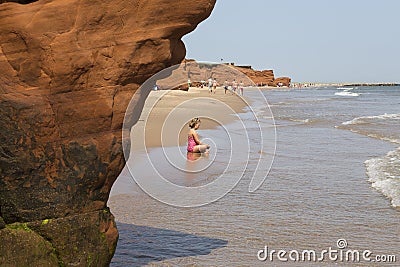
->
[[187, 135, 196, 152]]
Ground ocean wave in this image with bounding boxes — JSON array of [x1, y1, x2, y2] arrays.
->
[[339, 113, 400, 144], [336, 87, 354, 90], [365, 148, 400, 207], [336, 128, 400, 145], [342, 113, 400, 125], [288, 118, 311, 123], [364, 133, 399, 145], [276, 117, 312, 125], [269, 101, 290, 106], [334, 91, 360, 97]]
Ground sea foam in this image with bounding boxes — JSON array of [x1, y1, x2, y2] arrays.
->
[[335, 91, 360, 97], [365, 148, 400, 207]]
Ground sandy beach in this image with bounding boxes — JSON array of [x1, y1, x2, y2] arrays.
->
[[136, 87, 250, 148]]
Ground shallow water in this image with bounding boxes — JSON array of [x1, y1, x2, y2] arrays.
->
[[109, 86, 399, 266]]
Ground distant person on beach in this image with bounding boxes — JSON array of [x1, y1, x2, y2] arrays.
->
[[213, 79, 218, 94], [239, 81, 244, 96], [188, 78, 191, 89], [224, 79, 229, 94], [187, 117, 210, 153], [232, 79, 237, 94], [208, 78, 213, 94]]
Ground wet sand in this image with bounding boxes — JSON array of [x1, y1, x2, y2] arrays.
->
[[137, 87, 250, 148], [110, 86, 253, 197]]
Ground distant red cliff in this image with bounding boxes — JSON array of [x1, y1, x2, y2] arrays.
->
[[233, 66, 291, 87], [181, 60, 291, 87]]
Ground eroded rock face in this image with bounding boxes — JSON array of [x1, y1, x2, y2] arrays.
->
[[234, 66, 291, 87], [0, 0, 215, 265], [235, 66, 275, 86], [272, 77, 291, 87]]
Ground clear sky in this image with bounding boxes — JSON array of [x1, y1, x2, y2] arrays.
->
[[183, 0, 400, 83]]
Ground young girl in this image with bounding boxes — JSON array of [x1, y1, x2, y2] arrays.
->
[[187, 118, 210, 153]]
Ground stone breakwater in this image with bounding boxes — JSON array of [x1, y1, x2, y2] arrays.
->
[[0, 0, 216, 265]]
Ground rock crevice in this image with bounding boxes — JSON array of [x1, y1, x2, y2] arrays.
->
[[0, 1, 38, 5]]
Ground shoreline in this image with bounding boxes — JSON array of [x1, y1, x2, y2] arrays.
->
[[135, 87, 252, 149], [110, 86, 253, 197]]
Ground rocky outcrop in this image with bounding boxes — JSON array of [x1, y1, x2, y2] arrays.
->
[[0, 0, 216, 265], [166, 60, 292, 90], [234, 66, 275, 86], [162, 59, 257, 90], [233, 66, 291, 87], [272, 77, 291, 87]]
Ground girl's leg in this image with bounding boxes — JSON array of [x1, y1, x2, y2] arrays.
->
[[193, 145, 209, 153]]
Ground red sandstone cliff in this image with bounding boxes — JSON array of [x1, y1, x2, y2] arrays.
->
[[234, 66, 291, 87], [0, 0, 216, 265], [234, 66, 275, 86], [272, 77, 291, 87], [178, 60, 291, 87]]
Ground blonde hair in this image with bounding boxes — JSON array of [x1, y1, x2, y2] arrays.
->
[[189, 117, 201, 128]]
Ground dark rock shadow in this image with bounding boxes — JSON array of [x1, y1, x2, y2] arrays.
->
[[111, 222, 228, 266], [0, 0, 38, 4]]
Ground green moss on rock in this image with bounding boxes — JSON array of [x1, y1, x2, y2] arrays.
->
[[6, 222, 32, 232], [41, 218, 52, 225], [0, 227, 59, 266]]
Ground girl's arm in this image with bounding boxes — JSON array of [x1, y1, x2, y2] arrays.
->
[[192, 130, 203, 145]]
